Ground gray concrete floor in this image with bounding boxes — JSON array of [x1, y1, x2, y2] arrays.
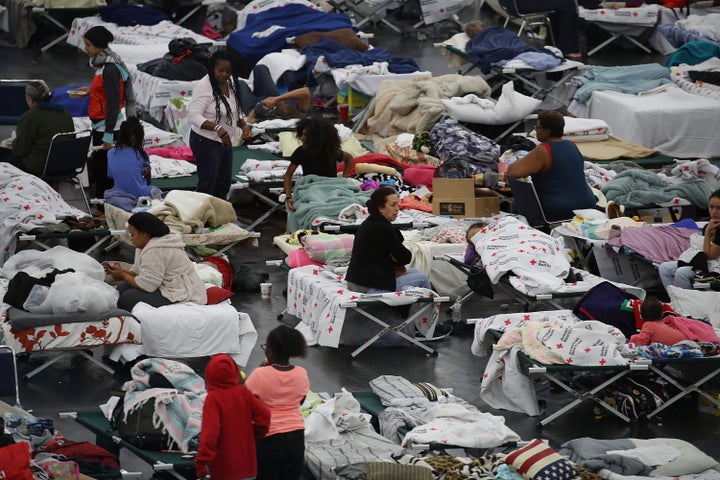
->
[[2, 6, 718, 479]]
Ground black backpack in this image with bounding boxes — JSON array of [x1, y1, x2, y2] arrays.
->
[[110, 373, 172, 450], [433, 157, 476, 179], [572, 281, 640, 339]]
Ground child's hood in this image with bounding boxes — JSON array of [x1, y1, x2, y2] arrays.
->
[[205, 354, 239, 390]]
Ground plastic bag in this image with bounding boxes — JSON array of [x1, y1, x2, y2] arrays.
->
[[27, 272, 119, 315], [2, 246, 105, 281]]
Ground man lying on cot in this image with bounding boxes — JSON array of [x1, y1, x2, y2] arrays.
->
[[240, 64, 310, 124], [659, 189, 720, 290]]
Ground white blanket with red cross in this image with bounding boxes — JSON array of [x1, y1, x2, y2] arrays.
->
[[470, 215, 571, 289], [287, 265, 440, 348], [471, 310, 632, 415]]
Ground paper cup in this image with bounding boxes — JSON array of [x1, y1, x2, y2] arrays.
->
[[260, 282, 272, 300]]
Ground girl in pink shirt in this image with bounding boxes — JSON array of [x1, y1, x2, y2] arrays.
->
[[245, 325, 310, 480], [629, 297, 689, 346]]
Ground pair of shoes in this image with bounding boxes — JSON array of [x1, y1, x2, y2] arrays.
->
[[694, 272, 716, 283], [415, 323, 453, 342]]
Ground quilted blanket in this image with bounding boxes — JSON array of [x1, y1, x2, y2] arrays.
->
[[355, 74, 490, 149]]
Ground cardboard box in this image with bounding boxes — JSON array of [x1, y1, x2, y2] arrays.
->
[[432, 178, 500, 219], [592, 244, 660, 289]]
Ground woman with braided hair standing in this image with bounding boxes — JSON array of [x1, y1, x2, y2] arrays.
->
[[189, 49, 252, 199]]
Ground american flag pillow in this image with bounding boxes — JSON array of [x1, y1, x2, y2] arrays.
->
[[505, 439, 578, 480]]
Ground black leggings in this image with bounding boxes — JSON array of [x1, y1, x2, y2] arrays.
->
[[116, 282, 173, 311], [255, 429, 304, 480]]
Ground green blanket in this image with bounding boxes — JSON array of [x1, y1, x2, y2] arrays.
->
[[288, 175, 371, 231], [601, 169, 712, 208]]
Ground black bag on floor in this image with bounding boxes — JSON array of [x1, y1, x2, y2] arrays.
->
[[111, 397, 170, 451], [572, 281, 640, 339]]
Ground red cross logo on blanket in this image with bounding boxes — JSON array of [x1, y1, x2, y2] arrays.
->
[[328, 326, 333, 333], [350, 295, 358, 300], [600, 9, 606, 13], [313, 269, 319, 275], [530, 259, 537, 265], [519, 225, 526, 230], [599, 358, 606, 366], [674, 198, 681, 204], [23, 205, 30, 211], [395, 291, 403, 296], [518, 249, 525, 253], [484, 372, 489, 379], [154, 137, 160, 144], [422, 317, 428, 324], [3, 198, 8, 202], [37, 215, 43, 220], [566, 357, 573, 363], [556, 343, 564, 349], [180, 90, 187, 96], [17, 186, 23, 190], [481, 228, 487, 234], [524, 314, 530, 320], [632, 11, 638, 16], [337, 289, 344, 294], [683, 165, 690, 171], [504, 319, 511, 325], [584, 347, 591, 353]]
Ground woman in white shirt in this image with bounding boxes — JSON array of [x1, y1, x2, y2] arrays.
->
[[188, 49, 252, 199]]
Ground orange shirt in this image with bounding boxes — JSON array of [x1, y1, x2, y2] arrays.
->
[[629, 321, 688, 346], [245, 365, 309, 436]]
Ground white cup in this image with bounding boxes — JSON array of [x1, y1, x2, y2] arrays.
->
[[260, 282, 272, 300]]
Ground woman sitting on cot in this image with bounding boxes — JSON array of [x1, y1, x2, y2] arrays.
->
[[507, 110, 596, 221], [107, 117, 162, 200], [345, 186, 430, 293], [104, 212, 207, 311], [283, 117, 353, 212]]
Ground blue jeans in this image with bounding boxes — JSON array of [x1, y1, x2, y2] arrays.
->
[[366, 268, 431, 294], [237, 65, 279, 115], [190, 130, 233, 199], [659, 261, 695, 290]]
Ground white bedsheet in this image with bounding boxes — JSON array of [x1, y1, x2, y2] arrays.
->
[[579, 4, 661, 26], [112, 302, 257, 366], [67, 17, 212, 49], [568, 86, 720, 158]]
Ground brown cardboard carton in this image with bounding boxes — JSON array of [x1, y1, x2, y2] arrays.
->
[[432, 178, 500, 218]]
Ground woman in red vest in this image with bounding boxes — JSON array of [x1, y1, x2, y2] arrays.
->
[[81, 25, 136, 198]]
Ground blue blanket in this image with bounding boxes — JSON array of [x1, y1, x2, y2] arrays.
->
[[302, 38, 419, 72], [573, 63, 672, 104], [228, 4, 353, 63], [464, 26, 536, 74]]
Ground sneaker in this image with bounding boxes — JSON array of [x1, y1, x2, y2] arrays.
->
[[415, 323, 453, 342]]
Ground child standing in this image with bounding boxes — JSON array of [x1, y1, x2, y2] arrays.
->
[[106, 117, 161, 199], [245, 325, 310, 480], [195, 354, 271, 480]]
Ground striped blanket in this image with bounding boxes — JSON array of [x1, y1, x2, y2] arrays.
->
[[122, 358, 206, 452]]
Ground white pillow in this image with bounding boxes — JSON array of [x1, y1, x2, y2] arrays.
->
[[72, 117, 182, 148], [441, 81, 541, 124]]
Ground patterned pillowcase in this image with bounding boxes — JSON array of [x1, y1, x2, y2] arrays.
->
[[505, 439, 578, 480], [303, 234, 355, 263], [385, 143, 442, 167]]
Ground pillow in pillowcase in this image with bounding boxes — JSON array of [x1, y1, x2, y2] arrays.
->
[[505, 439, 578, 480]]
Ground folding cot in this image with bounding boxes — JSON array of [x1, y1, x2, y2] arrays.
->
[[569, 83, 720, 159], [149, 147, 287, 232], [1, 306, 142, 379], [471, 310, 644, 425], [33, 4, 103, 52], [62, 410, 194, 480], [578, 4, 662, 56], [286, 265, 448, 358], [103, 202, 258, 256]]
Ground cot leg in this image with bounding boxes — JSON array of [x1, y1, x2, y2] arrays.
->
[[24, 352, 69, 379], [625, 36, 651, 53], [587, 34, 620, 56], [152, 463, 186, 479], [350, 306, 436, 358], [535, 368, 631, 425], [645, 365, 720, 418]]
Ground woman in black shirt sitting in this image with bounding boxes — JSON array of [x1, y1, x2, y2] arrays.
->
[[283, 117, 353, 211], [346, 187, 431, 293]]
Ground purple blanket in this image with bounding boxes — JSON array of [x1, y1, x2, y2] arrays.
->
[[607, 225, 695, 264]]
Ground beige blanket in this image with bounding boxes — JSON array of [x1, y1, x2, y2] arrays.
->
[[575, 135, 659, 161], [356, 74, 491, 149], [149, 190, 237, 233]]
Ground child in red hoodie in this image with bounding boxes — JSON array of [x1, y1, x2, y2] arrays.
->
[[195, 354, 271, 480]]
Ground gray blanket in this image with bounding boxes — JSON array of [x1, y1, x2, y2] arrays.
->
[[559, 437, 651, 476], [8, 307, 134, 330], [600, 169, 712, 208]]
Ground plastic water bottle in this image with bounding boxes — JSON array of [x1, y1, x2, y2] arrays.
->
[[451, 301, 462, 323]]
